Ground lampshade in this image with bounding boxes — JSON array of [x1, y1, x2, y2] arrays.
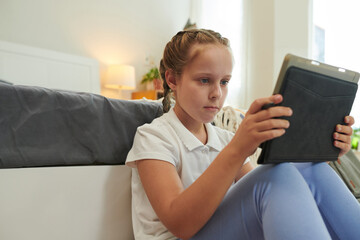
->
[[105, 64, 136, 90]]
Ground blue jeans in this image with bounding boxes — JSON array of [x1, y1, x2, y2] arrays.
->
[[191, 162, 360, 240]]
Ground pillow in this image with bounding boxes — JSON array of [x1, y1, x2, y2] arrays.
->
[[213, 106, 245, 133], [213, 106, 260, 166], [0, 84, 163, 168]]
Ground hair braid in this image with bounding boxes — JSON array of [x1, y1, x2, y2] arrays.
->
[[160, 59, 172, 113]]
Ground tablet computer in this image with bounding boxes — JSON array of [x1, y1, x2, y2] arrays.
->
[[257, 54, 359, 164]]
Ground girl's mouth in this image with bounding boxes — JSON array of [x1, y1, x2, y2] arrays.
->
[[204, 106, 219, 111]]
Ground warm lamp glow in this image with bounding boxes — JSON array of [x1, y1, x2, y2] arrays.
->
[[105, 64, 136, 90]]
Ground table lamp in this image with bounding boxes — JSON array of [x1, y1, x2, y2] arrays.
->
[[105, 64, 136, 99]]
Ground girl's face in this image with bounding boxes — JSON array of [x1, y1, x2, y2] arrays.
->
[[172, 43, 233, 128]]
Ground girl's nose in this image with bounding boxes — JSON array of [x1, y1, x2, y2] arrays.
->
[[210, 84, 222, 99]]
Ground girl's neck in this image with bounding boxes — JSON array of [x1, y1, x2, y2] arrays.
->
[[191, 123, 208, 145], [173, 107, 208, 145]]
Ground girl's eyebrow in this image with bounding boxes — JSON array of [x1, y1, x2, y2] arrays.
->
[[193, 72, 232, 78], [194, 72, 212, 76]]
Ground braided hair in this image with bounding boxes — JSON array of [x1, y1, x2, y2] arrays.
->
[[159, 29, 230, 113]]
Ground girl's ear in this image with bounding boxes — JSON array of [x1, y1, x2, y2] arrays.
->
[[165, 70, 177, 91]]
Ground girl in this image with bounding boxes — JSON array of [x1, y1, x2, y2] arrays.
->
[[126, 29, 360, 240]]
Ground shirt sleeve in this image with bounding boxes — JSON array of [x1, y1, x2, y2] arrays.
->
[[125, 123, 179, 168]]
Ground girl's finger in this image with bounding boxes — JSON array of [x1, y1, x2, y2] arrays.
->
[[333, 132, 351, 144], [334, 140, 351, 153], [253, 106, 293, 123], [255, 118, 290, 132], [247, 94, 283, 115], [258, 128, 287, 142], [336, 124, 353, 136], [344, 116, 355, 126]]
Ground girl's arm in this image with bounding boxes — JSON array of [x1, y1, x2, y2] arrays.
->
[[137, 94, 292, 239], [235, 161, 255, 182]]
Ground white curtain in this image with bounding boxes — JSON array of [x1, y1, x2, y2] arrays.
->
[[190, 0, 249, 109]]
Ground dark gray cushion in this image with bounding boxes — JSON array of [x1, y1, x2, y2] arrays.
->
[[0, 83, 163, 168]]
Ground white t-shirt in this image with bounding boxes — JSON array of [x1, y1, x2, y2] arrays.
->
[[126, 108, 249, 240]]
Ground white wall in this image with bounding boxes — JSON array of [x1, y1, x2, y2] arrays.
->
[[245, 0, 311, 107], [0, 0, 312, 103], [0, 0, 191, 98]]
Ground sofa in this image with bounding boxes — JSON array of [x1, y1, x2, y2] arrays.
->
[[0, 83, 162, 240], [1, 83, 359, 240]]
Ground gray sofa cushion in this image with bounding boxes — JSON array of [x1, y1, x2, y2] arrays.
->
[[0, 83, 163, 168]]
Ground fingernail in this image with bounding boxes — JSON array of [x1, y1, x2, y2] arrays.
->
[[274, 94, 281, 100]]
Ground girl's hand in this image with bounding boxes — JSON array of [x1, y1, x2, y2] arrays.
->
[[231, 94, 293, 159], [334, 116, 355, 157]]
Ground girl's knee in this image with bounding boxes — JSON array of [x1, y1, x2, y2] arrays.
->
[[232, 163, 310, 200], [254, 163, 301, 182]]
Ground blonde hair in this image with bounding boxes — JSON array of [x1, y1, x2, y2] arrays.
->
[[159, 29, 230, 113]]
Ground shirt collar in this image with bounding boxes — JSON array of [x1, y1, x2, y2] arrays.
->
[[165, 108, 222, 152]]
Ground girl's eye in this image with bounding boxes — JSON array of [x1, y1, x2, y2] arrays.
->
[[200, 78, 209, 84], [221, 80, 229, 86]]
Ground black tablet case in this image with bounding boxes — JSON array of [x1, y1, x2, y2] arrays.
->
[[258, 55, 359, 164]]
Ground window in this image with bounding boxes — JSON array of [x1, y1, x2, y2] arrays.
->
[[192, 0, 245, 107], [312, 0, 360, 127]]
